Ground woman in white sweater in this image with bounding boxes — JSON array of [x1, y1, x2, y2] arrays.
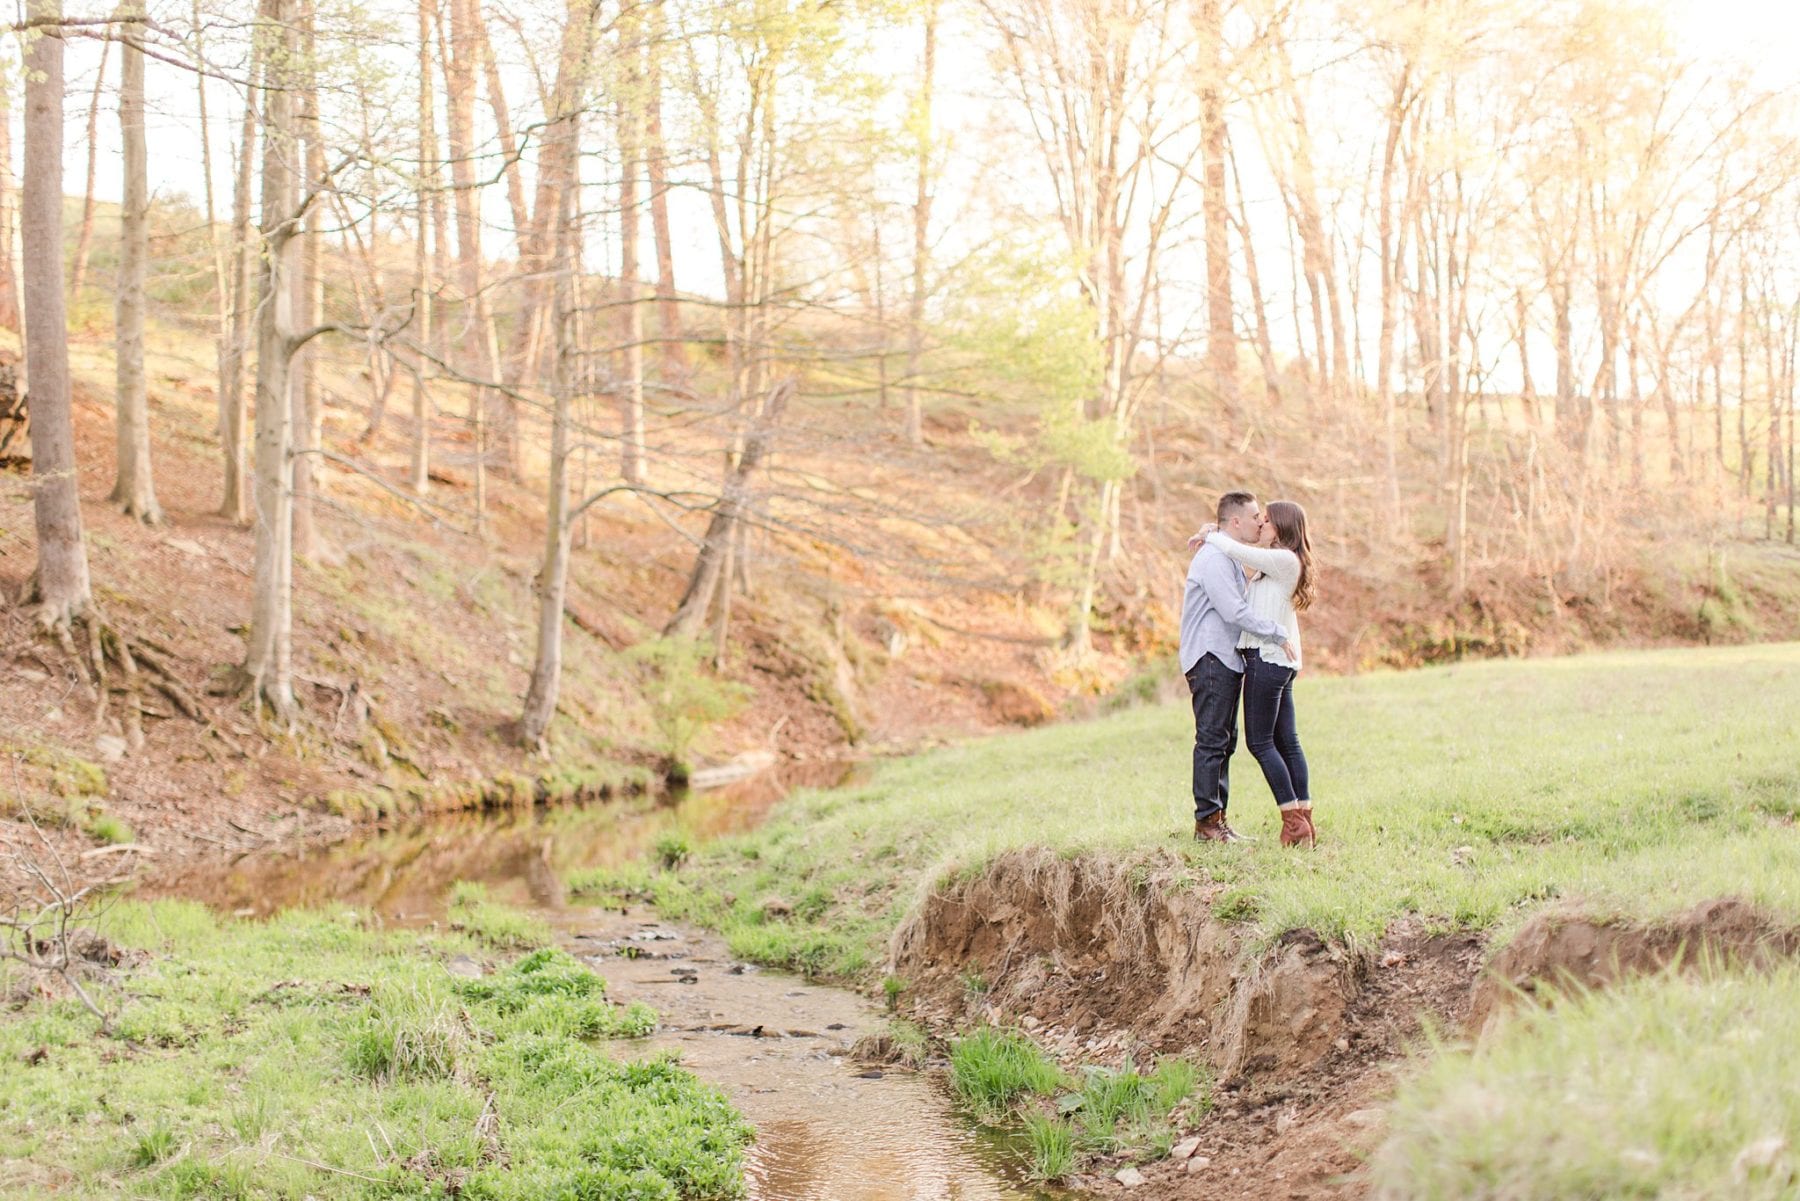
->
[[1197, 501, 1317, 847]]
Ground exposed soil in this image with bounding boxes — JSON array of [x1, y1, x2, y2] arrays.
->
[[1469, 897, 1800, 1035], [889, 852, 1800, 1200]]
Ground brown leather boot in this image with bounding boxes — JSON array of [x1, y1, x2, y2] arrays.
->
[[1280, 808, 1314, 848], [1194, 813, 1230, 843]]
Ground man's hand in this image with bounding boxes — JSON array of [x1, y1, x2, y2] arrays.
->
[[1186, 522, 1219, 552]]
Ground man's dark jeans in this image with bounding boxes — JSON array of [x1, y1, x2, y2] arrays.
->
[[1243, 654, 1309, 806], [1186, 652, 1242, 822]]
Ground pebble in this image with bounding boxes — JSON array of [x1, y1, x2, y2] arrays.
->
[[1335, 1037, 1351, 1052], [1185, 1156, 1211, 1175], [1343, 1107, 1387, 1129], [1171, 1137, 1202, 1161], [1114, 1167, 1146, 1187], [95, 734, 128, 763], [446, 955, 484, 979]]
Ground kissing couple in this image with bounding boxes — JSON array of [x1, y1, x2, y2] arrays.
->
[[1179, 490, 1317, 848]]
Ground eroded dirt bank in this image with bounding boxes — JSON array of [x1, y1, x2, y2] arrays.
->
[[887, 851, 1800, 1199]]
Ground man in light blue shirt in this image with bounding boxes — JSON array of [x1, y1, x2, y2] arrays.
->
[[1182, 491, 1289, 842]]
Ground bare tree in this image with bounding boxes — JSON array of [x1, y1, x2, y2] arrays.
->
[[109, 5, 160, 525], [902, 0, 939, 447], [241, 0, 304, 719], [219, 0, 267, 525], [22, 0, 95, 629], [0, 60, 19, 334], [617, 11, 647, 484], [409, 0, 439, 495]]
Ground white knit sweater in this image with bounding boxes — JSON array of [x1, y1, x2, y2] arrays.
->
[[1205, 531, 1303, 671]]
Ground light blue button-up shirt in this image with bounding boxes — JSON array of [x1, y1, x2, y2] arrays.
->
[[1179, 543, 1287, 673]]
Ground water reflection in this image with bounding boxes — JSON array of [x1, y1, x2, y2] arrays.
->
[[159, 761, 853, 923]]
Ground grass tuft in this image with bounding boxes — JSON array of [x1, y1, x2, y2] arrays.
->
[[129, 1119, 178, 1168], [346, 984, 467, 1082], [1024, 1112, 1077, 1180], [949, 1027, 1067, 1121], [87, 811, 134, 845]]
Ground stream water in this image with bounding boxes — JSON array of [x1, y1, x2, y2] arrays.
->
[[161, 768, 1062, 1201]]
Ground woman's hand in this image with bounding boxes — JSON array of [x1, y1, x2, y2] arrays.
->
[[1280, 640, 1298, 661], [1186, 522, 1219, 551]]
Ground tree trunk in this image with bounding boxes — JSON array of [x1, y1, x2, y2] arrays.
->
[[1374, 70, 1409, 513], [292, 0, 324, 561], [109, 9, 160, 524], [410, 0, 438, 495], [665, 382, 792, 639], [23, 0, 94, 626], [1553, 275, 1576, 450], [644, 0, 682, 376], [243, 0, 300, 720], [0, 69, 20, 333], [67, 32, 112, 305], [1228, 138, 1280, 409], [443, 0, 508, 486], [219, 28, 261, 525], [193, 0, 231, 467], [520, 185, 579, 747], [1198, 0, 1234, 406], [1767, 314, 1781, 541], [1515, 290, 1538, 428], [617, 40, 647, 485], [1739, 262, 1751, 496], [903, 0, 937, 447], [474, 6, 530, 253], [1778, 322, 1792, 543]]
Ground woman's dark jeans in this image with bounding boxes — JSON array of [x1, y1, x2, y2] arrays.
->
[[1243, 655, 1308, 806]]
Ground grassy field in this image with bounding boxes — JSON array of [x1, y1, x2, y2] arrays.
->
[[1371, 962, 1800, 1199], [578, 642, 1800, 977], [0, 900, 750, 1199]]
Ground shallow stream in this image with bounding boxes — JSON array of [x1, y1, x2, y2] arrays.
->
[[163, 767, 1062, 1201]]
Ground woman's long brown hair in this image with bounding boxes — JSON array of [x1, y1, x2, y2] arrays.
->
[[1265, 500, 1315, 611]]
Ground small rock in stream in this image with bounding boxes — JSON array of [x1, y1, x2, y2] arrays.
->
[[854, 1069, 884, 1079]]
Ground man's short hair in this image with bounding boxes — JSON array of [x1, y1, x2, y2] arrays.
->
[[1217, 490, 1258, 525]]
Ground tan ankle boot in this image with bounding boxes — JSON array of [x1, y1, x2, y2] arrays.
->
[[1280, 808, 1314, 848]]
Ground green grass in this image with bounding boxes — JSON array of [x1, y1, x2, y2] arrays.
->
[[1070, 1058, 1206, 1156], [1024, 1112, 1077, 1180], [1371, 963, 1800, 1200], [948, 1031, 1206, 1179], [949, 1027, 1068, 1120], [0, 900, 750, 1199], [598, 643, 1800, 975], [447, 881, 554, 950], [86, 811, 134, 845]]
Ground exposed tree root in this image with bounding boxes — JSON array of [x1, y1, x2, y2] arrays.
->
[[29, 601, 207, 749]]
